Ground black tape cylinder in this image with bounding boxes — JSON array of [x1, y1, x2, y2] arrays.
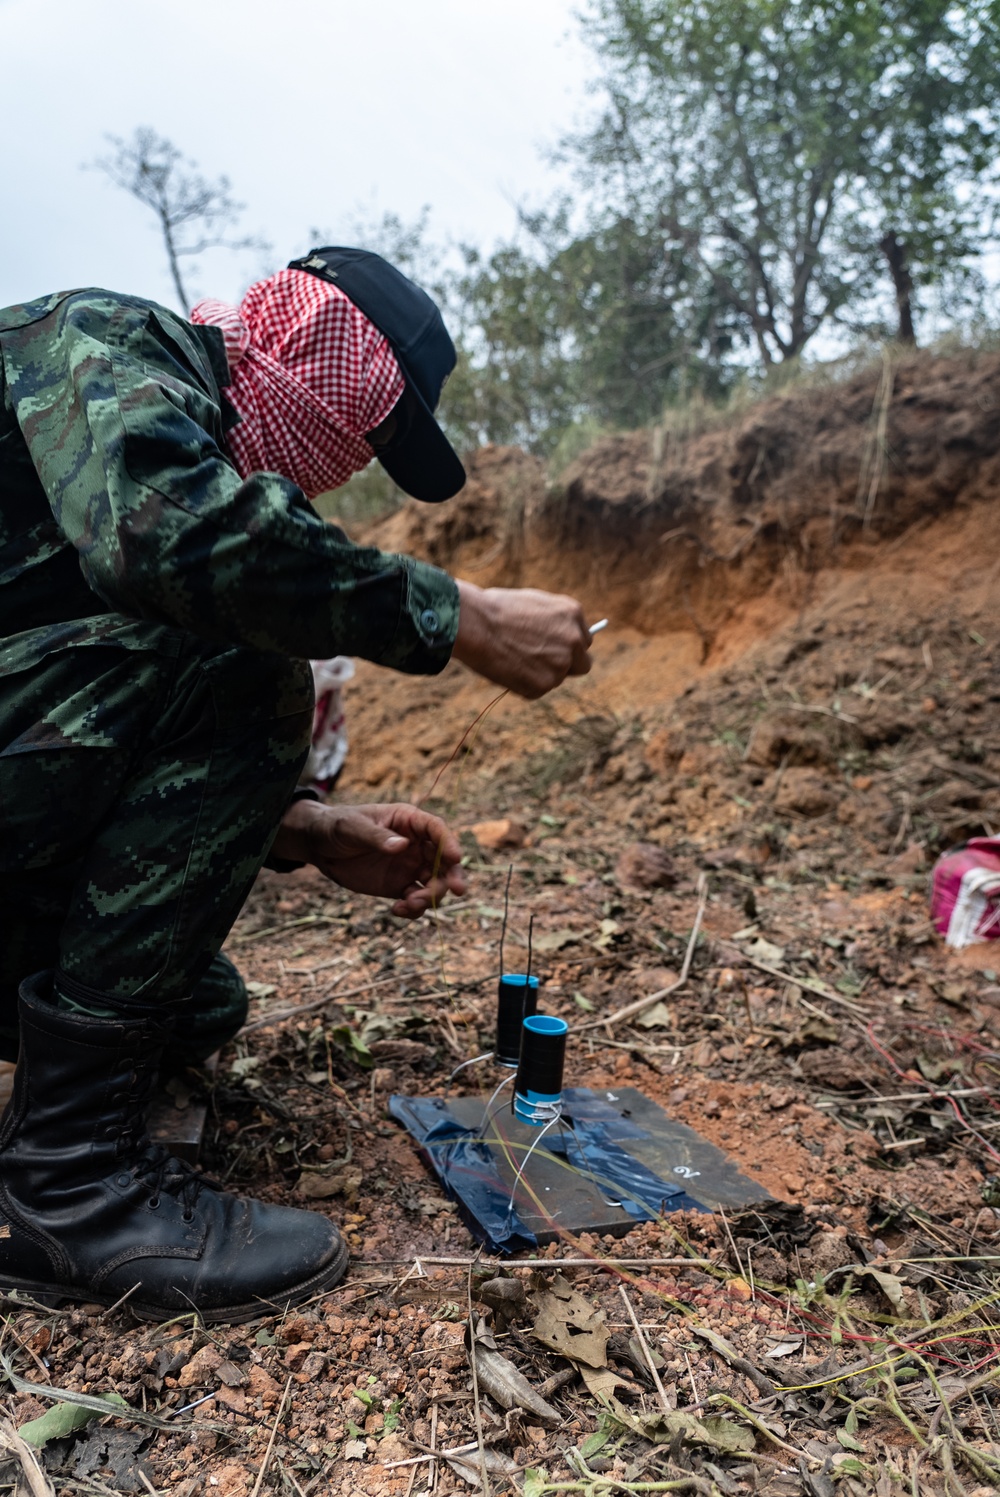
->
[[515, 1014, 568, 1102], [495, 974, 539, 1066]]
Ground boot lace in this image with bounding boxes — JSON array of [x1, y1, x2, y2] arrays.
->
[[131, 1145, 207, 1221], [112, 1051, 212, 1221]]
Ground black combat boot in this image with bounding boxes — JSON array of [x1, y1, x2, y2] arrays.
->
[[0, 973, 348, 1323]]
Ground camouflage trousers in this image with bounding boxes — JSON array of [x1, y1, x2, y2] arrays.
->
[[0, 621, 314, 1061]]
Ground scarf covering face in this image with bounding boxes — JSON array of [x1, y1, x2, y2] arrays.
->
[[190, 269, 405, 499]]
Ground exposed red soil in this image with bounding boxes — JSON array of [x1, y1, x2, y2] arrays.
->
[[3, 351, 999, 1496]]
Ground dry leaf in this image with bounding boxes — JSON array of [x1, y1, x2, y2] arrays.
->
[[595, 919, 625, 948], [446, 1447, 521, 1487], [531, 1273, 609, 1369], [579, 1362, 632, 1402], [744, 937, 785, 964], [475, 1276, 527, 1328], [635, 1001, 673, 1029], [297, 1167, 363, 1202], [857, 1267, 907, 1314], [215, 1359, 247, 1388], [613, 1401, 755, 1454], [530, 929, 581, 953], [466, 1317, 560, 1424]]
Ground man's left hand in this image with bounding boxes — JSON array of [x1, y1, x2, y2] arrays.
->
[[270, 800, 467, 918]]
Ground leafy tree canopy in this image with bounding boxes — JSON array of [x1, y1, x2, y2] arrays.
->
[[571, 0, 1000, 361]]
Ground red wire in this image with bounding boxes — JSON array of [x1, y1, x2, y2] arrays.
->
[[865, 1020, 1000, 1165], [418, 689, 509, 805]]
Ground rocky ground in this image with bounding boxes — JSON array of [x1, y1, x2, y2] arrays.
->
[[1, 352, 998, 1497]]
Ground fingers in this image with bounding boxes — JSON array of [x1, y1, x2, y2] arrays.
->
[[569, 632, 594, 678], [390, 864, 468, 920], [453, 583, 595, 699], [319, 807, 408, 859], [353, 804, 464, 876]]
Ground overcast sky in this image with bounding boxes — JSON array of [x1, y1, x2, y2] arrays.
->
[[2, 0, 597, 312]]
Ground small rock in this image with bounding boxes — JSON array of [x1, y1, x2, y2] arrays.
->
[[278, 1314, 318, 1344], [247, 1365, 281, 1400], [799, 1048, 877, 1089], [803, 1229, 856, 1276], [371, 1066, 396, 1092], [283, 1341, 314, 1372], [469, 818, 525, 851], [177, 1343, 223, 1388], [749, 1246, 789, 1286], [689, 1039, 718, 1069], [215, 1383, 247, 1414], [773, 768, 836, 817], [615, 842, 677, 890], [643, 727, 685, 776], [422, 1320, 466, 1348], [212, 1463, 250, 1497], [885, 842, 926, 877]]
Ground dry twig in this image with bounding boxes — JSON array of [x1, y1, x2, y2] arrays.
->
[[580, 876, 708, 1031]]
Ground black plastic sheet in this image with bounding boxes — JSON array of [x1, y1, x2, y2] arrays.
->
[[389, 1086, 713, 1254]]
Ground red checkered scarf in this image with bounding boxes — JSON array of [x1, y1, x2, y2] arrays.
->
[[190, 269, 405, 499]]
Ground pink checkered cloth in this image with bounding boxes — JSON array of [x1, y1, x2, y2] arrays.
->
[[191, 270, 404, 499]]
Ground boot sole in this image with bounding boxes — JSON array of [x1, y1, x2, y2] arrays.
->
[[0, 1235, 350, 1326]]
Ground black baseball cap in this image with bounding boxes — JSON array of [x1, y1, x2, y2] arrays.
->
[[288, 245, 466, 503]]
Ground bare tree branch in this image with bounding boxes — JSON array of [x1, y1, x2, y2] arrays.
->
[[93, 127, 268, 310]]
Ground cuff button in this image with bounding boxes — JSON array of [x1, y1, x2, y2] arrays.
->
[[419, 608, 440, 636]]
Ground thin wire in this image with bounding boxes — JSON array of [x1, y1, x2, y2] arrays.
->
[[865, 1019, 1000, 1165], [526, 913, 534, 985], [420, 689, 509, 806], [506, 1112, 561, 1216], [559, 1119, 624, 1209], [477, 1072, 516, 1139], [512, 1094, 563, 1127], [499, 863, 513, 978], [446, 1052, 495, 1092]]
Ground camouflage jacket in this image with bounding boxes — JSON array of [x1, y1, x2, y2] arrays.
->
[[0, 289, 459, 676]]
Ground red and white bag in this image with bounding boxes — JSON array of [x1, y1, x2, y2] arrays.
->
[[930, 836, 1000, 948], [300, 657, 355, 794]]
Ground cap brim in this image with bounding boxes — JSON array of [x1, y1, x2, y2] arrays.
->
[[376, 385, 466, 503]]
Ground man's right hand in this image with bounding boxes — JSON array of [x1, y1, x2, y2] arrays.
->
[[451, 581, 593, 699]]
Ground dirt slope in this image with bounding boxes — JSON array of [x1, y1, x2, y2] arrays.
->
[[366, 347, 1000, 643], [4, 353, 999, 1497]]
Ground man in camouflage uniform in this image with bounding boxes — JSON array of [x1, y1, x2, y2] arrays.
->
[[0, 248, 591, 1322]]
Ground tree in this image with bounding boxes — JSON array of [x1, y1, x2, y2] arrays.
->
[[95, 127, 265, 310], [448, 205, 736, 453], [567, 0, 1000, 359]]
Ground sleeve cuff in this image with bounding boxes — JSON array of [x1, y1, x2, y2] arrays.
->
[[373, 559, 460, 676], [263, 786, 320, 874]]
